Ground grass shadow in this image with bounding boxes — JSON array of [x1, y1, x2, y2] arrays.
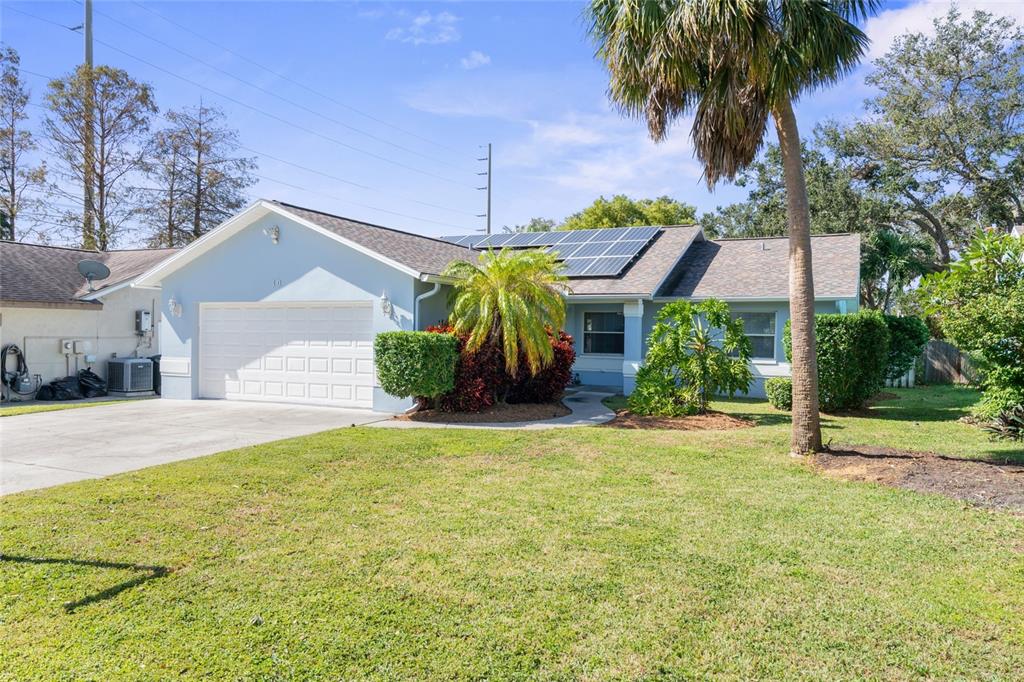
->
[[1, 554, 170, 612]]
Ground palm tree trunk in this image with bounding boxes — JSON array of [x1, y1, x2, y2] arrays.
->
[[772, 99, 822, 455]]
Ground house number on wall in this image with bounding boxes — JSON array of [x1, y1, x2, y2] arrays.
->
[[273, 279, 283, 288]]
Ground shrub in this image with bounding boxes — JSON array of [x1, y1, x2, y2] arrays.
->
[[784, 310, 890, 411], [883, 315, 930, 382], [426, 324, 574, 411], [973, 386, 1024, 421], [919, 230, 1024, 419], [765, 377, 793, 410], [629, 299, 753, 416], [506, 330, 576, 404], [374, 331, 459, 400], [628, 364, 699, 417]]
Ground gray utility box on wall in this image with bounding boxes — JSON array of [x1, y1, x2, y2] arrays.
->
[[108, 358, 154, 395]]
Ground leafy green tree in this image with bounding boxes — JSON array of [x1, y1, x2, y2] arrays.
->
[[630, 299, 752, 416], [587, 0, 878, 454], [825, 9, 1024, 261], [561, 194, 695, 231], [503, 217, 555, 233], [919, 230, 1024, 417], [700, 142, 891, 239], [860, 228, 936, 311], [443, 249, 569, 376]]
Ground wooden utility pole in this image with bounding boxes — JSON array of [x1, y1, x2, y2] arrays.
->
[[82, 0, 96, 249]]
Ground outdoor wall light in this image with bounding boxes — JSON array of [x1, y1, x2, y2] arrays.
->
[[263, 225, 280, 244], [380, 291, 394, 317], [167, 295, 183, 318]]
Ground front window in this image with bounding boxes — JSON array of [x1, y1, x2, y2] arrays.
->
[[732, 312, 776, 360], [583, 312, 624, 354]]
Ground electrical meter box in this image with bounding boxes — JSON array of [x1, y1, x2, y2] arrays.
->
[[136, 309, 152, 334]]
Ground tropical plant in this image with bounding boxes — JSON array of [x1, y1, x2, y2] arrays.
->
[[629, 299, 753, 416], [861, 229, 936, 310], [919, 230, 1024, 418], [587, 0, 878, 454], [442, 248, 569, 376], [981, 404, 1024, 442]]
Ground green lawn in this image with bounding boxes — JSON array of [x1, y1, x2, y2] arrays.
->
[[2, 386, 1022, 679], [0, 397, 152, 417]]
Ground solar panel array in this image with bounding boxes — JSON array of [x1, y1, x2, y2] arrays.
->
[[440, 226, 660, 277]]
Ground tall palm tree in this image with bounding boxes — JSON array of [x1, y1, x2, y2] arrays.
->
[[443, 248, 570, 376], [587, 0, 878, 454]]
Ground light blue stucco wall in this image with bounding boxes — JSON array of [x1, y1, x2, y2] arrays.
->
[[157, 213, 418, 412], [569, 296, 859, 398]]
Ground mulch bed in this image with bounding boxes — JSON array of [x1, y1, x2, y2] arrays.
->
[[399, 401, 570, 424], [602, 409, 755, 431], [813, 444, 1024, 513]]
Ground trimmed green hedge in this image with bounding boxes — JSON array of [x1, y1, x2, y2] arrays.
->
[[784, 310, 890, 411], [374, 331, 458, 400], [883, 315, 930, 382], [765, 377, 793, 411]]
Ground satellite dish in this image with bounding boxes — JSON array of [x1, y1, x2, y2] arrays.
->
[[77, 259, 111, 292]]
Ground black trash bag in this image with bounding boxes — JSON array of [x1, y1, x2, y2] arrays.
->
[[35, 375, 83, 401], [78, 367, 107, 398]]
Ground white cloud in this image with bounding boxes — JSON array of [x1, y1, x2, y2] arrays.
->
[[864, 0, 1024, 60], [386, 11, 460, 46], [460, 50, 491, 70]]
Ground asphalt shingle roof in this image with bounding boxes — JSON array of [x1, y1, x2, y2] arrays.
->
[[0, 241, 177, 307], [661, 233, 861, 299], [568, 226, 703, 297], [273, 201, 477, 277]]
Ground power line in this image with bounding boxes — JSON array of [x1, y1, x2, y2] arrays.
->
[[6, 5, 473, 189], [85, 2, 471, 174], [21, 76, 478, 228], [24, 82, 476, 219], [127, 0, 467, 157]]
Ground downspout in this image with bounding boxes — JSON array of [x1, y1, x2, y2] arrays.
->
[[414, 281, 441, 330]]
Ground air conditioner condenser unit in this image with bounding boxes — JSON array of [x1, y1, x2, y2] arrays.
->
[[107, 357, 154, 394]]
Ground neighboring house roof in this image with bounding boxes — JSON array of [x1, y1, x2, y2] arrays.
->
[[661, 233, 861, 300], [568, 226, 703, 297], [272, 202, 476, 277], [0, 241, 177, 309]]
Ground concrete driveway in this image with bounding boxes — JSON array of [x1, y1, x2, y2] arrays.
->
[[0, 400, 390, 495]]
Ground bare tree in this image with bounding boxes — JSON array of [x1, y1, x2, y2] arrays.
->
[[0, 47, 47, 242], [147, 104, 256, 247], [44, 65, 156, 250]]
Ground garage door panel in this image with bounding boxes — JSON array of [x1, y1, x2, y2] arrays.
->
[[200, 302, 375, 408]]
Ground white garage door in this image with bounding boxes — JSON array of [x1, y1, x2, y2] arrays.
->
[[199, 302, 375, 408]]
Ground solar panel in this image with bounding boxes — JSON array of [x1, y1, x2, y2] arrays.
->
[[439, 225, 661, 277]]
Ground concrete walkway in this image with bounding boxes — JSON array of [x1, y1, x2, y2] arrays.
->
[[0, 399, 390, 495], [368, 388, 617, 430]]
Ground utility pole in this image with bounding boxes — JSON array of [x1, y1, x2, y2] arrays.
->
[[476, 143, 492, 234], [82, 0, 96, 249]]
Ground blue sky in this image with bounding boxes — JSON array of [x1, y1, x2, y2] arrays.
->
[[3, 0, 1023, 245]]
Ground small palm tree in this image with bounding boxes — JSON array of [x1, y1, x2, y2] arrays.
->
[[443, 248, 570, 376], [587, 0, 878, 455]]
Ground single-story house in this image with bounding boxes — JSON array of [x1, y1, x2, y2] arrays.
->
[[133, 200, 860, 413], [0, 241, 176, 397]]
